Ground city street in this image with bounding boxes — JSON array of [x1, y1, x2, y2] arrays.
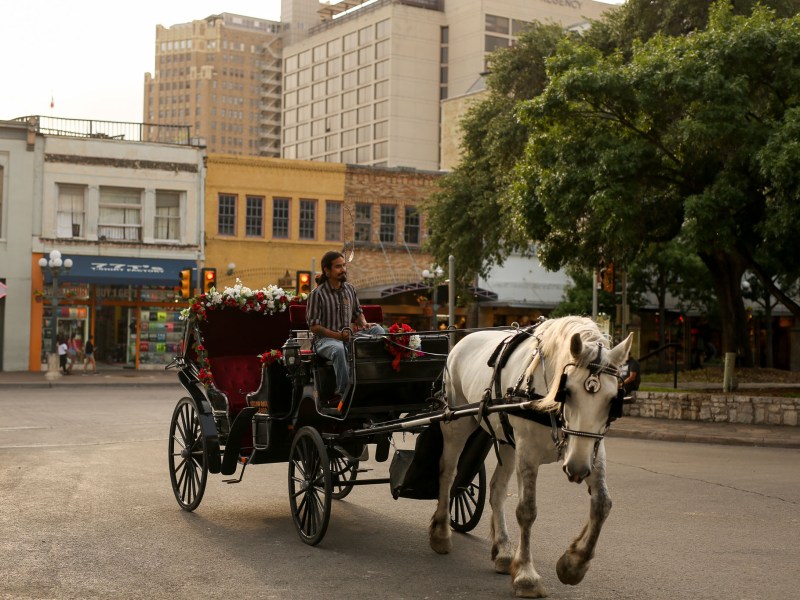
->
[[1, 385, 798, 599]]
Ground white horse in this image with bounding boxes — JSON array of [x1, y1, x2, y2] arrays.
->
[[429, 316, 632, 598]]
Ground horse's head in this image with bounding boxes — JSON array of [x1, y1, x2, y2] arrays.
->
[[557, 331, 632, 484]]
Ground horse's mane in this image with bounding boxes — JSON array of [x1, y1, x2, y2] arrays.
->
[[530, 316, 611, 413]]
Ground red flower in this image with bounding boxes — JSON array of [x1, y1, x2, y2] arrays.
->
[[385, 323, 417, 371], [259, 349, 283, 365]]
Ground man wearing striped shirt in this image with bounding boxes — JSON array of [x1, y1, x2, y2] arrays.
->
[[307, 251, 384, 410]]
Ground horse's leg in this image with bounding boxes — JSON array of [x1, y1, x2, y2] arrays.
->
[[429, 417, 476, 554], [556, 442, 612, 586], [489, 442, 516, 574], [510, 436, 547, 598]]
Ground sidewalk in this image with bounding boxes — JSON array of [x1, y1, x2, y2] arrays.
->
[[0, 368, 177, 388], [0, 369, 798, 449]]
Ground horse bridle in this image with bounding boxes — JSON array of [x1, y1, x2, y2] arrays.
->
[[546, 344, 624, 452]]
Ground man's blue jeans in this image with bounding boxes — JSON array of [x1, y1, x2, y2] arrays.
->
[[314, 325, 384, 395]]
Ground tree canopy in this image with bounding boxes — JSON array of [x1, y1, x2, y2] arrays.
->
[[509, 1, 800, 361], [425, 0, 800, 365]]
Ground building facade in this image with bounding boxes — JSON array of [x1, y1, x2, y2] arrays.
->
[[143, 13, 282, 157], [204, 154, 347, 289], [202, 154, 454, 329], [0, 120, 38, 371], [12, 117, 207, 372], [280, 0, 613, 169]]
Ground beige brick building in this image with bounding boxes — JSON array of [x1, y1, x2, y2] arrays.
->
[[281, 0, 614, 170], [143, 13, 282, 156]]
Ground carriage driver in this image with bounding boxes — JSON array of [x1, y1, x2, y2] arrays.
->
[[306, 251, 384, 412]]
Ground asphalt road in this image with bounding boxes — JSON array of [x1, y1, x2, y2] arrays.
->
[[1, 386, 798, 600]]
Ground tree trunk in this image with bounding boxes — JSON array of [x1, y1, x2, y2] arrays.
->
[[699, 250, 754, 367]]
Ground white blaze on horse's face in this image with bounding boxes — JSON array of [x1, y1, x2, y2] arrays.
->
[[561, 333, 632, 484]]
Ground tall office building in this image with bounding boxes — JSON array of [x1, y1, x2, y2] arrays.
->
[[280, 0, 614, 170], [143, 13, 282, 156]]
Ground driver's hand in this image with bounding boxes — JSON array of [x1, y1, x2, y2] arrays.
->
[[340, 329, 351, 342]]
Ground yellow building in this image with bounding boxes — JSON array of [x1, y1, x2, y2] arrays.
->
[[204, 154, 347, 291]]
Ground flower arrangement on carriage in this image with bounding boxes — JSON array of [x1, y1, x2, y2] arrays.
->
[[180, 280, 304, 388], [383, 322, 423, 371]]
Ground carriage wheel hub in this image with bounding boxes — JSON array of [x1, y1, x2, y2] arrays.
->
[[181, 448, 191, 459]]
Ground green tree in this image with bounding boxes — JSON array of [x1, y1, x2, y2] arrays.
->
[[510, 2, 800, 365], [424, 22, 568, 284]]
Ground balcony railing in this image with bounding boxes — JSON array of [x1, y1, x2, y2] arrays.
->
[[15, 116, 195, 146]]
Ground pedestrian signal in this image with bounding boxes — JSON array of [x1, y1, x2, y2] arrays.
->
[[202, 268, 217, 293], [296, 270, 311, 295], [179, 268, 192, 299]]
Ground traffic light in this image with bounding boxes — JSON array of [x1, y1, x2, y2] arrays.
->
[[296, 270, 311, 295], [202, 268, 217, 293], [179, 268, 192, 299], [602, 261, 615, 293]]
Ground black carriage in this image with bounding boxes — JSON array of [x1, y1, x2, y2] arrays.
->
[[167, 296, 492, 545]]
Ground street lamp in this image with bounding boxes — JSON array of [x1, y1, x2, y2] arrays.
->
[[422, 265, 444, 331], [38, 249, 73, 379]]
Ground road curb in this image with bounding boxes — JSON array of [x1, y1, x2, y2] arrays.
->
[[607, 428, 800, 449]]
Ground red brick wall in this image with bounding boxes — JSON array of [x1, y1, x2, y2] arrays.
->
[[343, 165, 441, 289]]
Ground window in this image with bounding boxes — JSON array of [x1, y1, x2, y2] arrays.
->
[[218, 194, 236, 235], [355, 203, 372, 242], [56, 184, 86, 238], [155, 191, 180, 241], [98, 187, 142, 241], [379, 205, 396, 243], [325, 201, 342, 242], [404, 207, 420, 245], [485, 14, 510, 34], [375, 59, 389, 79], [374, 120, 388, 139], [272, 197, 289, 238], [359, 26, 373, 45], [485, 35, 509, 53], [356, 145, 370, 162], [375, 39, 389, 59], [344, 32, 358, 51], [374, 140, 388, 160], [299, 199, 317, 240], [0, 165, 3, 233], [245, 196, 263, 237], [376, 19, 390, 39], [375, 80, 389, 99]]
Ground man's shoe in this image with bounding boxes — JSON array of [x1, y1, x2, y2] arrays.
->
[[320, 393, 342, 414]]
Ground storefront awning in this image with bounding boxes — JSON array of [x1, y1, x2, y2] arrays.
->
[[44, 255, 195, 287]]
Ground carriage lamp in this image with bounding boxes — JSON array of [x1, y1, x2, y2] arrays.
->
[[38, 249, 74, 380], [282, 337, 301, 371]]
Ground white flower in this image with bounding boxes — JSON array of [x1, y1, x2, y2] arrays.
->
[[409, 335, 422, 351]]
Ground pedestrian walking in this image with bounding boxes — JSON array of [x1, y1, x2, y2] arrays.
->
[[83, 337, 96, 374], [57, 338, 69, 374]]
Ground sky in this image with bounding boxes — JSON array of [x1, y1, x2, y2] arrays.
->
[[1, 0, 624, 124]]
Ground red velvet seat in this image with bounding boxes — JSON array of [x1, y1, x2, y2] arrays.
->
[[208, 355, 263, 412]]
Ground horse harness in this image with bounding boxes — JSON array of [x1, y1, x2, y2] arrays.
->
[[478, 323, 625, 461]]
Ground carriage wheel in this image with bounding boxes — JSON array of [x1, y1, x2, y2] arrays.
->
[[329, 447, 359, 500], [449, 462, 486, 533], [288, 427, 332, 546], [168, 397, 208, 512]]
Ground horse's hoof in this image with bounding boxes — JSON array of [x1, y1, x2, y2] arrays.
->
[[556, 552, 589, 585], [494, 555, 512, 574], [429, 534, 452, 555], [512, 578, 547, 598]]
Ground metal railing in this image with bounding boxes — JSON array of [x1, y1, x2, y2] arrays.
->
[[14, 116, 195, 146], [640, 342, 683, 389]]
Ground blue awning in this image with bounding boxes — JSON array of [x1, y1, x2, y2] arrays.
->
[[44, 255, 195, 287]]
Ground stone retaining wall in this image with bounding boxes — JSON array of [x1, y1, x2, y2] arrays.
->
[[625, 391, 800, 426]]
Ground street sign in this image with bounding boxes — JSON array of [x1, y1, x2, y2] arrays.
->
[[0, 281, 7, 299]]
